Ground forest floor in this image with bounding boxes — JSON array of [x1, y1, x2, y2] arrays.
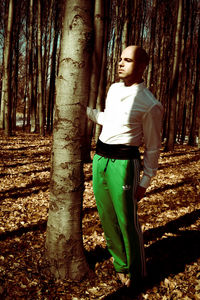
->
[[0, 131, 200, 300]]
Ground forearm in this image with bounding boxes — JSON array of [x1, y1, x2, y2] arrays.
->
[[141, 103, 163, 189], [140, 148, 160, 188]]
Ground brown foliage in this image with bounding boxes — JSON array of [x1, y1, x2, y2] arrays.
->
[[0, 132, 200, 299]]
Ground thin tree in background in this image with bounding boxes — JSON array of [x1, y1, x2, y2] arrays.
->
[[11, 1, 21, 131], [37, 0, 44, 135], [0, 0, 6, 130], [196, 20, 200, 149], [188, 21, 200, 146], [43, 0, 54, 124], [147, 0, 158, 89], [94, 1, 110, 141], [121, 0, 128, 49], [46, 0, 60, 133], [166, 0, 183, 150], [85, 0, 106, 160], [176, 0, 190, 142], [27, 0, 34, 132], [180, 0, 195, 143], [0, 0, 14, 135], [30, 2, 38, 133], [45, 0, 94, 280]]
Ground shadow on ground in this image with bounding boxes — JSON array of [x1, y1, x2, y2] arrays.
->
[[87, 209, 200, 299]]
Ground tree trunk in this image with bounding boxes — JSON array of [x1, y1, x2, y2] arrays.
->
[[31, 27, 38, 132], [188, 22, 200, 145], [131, 0, 138, 44], [85, 0, 105, 160], [43, 0, 52, 126], [147, 0, 157, 89], [45, 0, 94, 281], [175, 0, 189, 143], [12, 4, 20, 131], [121, 0, 128, 49], [23, 2, 30, 130], [0, 0, 14, 135], [166, 0, 183, 150], [94, 1, 109, 141], [37, 0, 44, 135], [27, 0, 34, 131], [47, 1, 60, 133], [110, 4, 120, 83]]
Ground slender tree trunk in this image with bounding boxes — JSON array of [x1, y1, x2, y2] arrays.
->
[[85, 0, 105, 160], [0, 69, 5, 129], [140, 0, 146, 47], [47, 33, 59, 133], [111, 4, 120, 83], [157, 34, 164, 100], [12, 6, 20, 131], [43, 0, 54, 130], [0, 4, 7, 130], [131, 0, 138, 43], [37, 0, 44, 135], [166, 0, 183, 150], [180, 103, 186, 143], [0, 0, 14, 135], [175, 0, 189, 143], [31, 29, 38, 132], [135, 0, 143, 45], [45, 0, 94, 280], [147, 0, 157, 89], [47, 2, 60, 133], [27, 0, 34, 131], [94, 1, 109, 141], [121, 0, 128, 49], [23, 4, 29, 130], [188, 22, 200, 145]]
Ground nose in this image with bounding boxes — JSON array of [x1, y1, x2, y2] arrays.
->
[[119, 58, 124, 66]]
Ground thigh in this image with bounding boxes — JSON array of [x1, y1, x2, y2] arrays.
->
[[107, 159, 136, 223], [92, 155, 117, 223]]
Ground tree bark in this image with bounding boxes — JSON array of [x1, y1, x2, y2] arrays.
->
[[166, 0, 183, 150], [45, 0, 94, 280], [94, 1, 109, 141], [37, 0, 44, 135], [85, 0, 105, 160], [0, 0, 14, 135], [188, 21, 200, 145], [121, 0, 128, 49], [43, 0, 54, 127], [147, 0, 157, 89], [27, 0, 34, 131], [47, 0, 60, 133]]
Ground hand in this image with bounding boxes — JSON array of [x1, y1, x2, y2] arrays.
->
[[86, 107, 91, 117], [135, 185, 146, 202]]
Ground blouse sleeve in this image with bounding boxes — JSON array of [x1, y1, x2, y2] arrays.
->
[[140, 103, 163, 188]]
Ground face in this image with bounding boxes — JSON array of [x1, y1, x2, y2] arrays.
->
[[118, 46, 144, 85]]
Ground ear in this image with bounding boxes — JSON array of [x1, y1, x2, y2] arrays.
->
[[140, 63, 147, 73]]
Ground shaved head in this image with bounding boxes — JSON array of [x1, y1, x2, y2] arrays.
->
[[123, 45, 149, 67], [118, 45, 149, 86]]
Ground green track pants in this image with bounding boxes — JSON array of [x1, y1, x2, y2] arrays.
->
[[93, 154, 146, 280]]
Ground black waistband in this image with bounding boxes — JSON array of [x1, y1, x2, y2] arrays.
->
[[96, 139, 140, 160]]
